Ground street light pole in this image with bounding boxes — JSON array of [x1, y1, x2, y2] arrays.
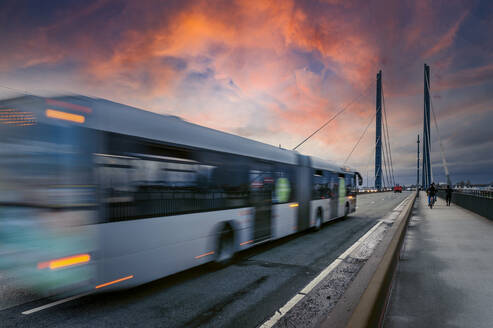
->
[[417, 134, 420, 197]]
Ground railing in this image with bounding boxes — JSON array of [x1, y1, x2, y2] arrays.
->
[[357, 188, 394, 194], [453, 189, 493, 199], [437, 189, 493, 220]]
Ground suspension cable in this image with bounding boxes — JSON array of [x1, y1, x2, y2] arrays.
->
[[365, 135, 379, 188], [382, 134, 391, 188], [381, 82, 396, 185], [381, 115, 391, 188], [425, 73, 451, 185], [424, 73, 435, 183]]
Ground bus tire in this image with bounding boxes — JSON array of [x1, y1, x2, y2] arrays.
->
[[314, 208, 323, 231], [214, 223, 235, 266]]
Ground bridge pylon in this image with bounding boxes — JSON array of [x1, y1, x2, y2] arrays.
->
[[422, 64, 431, 189], [375, 70, 382, 190]]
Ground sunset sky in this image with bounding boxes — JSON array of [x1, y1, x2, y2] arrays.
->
[[1, 0, 492, 185]]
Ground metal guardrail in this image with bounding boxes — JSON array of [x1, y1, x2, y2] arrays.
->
[[437, 190, 493, 220], [357, 189, 394, 194], [452, 189, 493, 199]]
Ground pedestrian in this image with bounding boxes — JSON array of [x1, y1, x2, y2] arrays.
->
[[445, 185, 453, 206]]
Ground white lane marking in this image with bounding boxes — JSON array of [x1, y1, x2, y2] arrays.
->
[[261, 310, 284, 327], [278, 293, 305, 314], [260, 222, 383, 328], [336, 221, 384, 260], [259, 197, 409, 328], [300, 259, 343, 295], [21, 292, 91, 315]]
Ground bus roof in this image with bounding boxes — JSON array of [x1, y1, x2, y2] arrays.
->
[[0, 94, 358, 172]]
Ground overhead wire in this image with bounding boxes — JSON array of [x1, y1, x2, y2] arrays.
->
[[292, 80, 375, 151], [343, 109, 375, 166]]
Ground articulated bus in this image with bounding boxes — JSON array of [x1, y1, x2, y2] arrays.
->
[[0, 95, 362, 295]]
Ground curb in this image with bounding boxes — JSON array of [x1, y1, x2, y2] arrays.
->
[[319, 191, 417, 328], [346, 191, 417, 327]]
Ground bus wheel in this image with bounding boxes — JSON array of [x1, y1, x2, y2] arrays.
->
[[215, 224, 235, 265], [314, 209, 323, 231], [344, 203, 350, 218]]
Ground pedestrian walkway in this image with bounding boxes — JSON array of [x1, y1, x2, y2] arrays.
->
[[384, 192, 493, 328]]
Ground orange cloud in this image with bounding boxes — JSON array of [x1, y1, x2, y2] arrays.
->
[[3, 0, 491, 182]]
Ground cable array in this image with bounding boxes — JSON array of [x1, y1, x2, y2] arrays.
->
[[380, 81, 396, 188], [425, 72, 451, 185]]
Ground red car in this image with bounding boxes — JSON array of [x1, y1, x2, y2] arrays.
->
[[393, 185, 403, 193]]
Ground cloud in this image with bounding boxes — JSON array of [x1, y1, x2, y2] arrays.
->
[[1, 0, 492, 184], [423, 11, 468, 58]]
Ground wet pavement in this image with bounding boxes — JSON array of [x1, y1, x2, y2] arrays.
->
[[384, 192, 493, 328]]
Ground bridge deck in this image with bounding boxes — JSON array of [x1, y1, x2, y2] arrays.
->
[[384, 191, 493, 328]]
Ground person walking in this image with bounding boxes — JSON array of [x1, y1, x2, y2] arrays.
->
[[445, 185, 453, 206]]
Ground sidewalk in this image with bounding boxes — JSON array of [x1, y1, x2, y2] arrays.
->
[[384, 192, 493, 328]]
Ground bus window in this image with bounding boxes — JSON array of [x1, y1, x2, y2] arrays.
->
[[98, 133, 252, 221], [312, 169, 330, 200], [345, 174, 356, 196], [273, 163, 296, 203]]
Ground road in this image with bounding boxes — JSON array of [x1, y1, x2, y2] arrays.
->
[[1, 191, 409, 328]]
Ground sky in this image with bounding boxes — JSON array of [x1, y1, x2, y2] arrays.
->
[[1, 0, 492, 185]]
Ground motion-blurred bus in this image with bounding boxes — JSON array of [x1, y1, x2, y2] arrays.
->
[[0, 95, 362, 295]]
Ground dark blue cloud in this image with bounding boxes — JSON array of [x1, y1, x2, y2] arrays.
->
[[161, 56, 188, 71]]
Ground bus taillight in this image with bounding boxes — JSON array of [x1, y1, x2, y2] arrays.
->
[[37, 254, 91, 270]]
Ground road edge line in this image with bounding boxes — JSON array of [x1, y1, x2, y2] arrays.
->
[[21, 292, 92, 315], [259, 197, 407, 328], [342, 191, 417, 328]]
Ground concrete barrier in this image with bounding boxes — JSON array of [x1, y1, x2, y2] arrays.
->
[[437, 190, 493, 220], [320, 191, 417, 328]]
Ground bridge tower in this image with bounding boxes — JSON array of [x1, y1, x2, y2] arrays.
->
[[375, 70, 382, 190], [422, 64, 431, 189]]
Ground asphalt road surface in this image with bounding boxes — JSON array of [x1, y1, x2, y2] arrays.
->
[[1, 191, 410, 328]]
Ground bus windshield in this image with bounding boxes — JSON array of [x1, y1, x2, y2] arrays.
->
[[0, 120, 97, 293]]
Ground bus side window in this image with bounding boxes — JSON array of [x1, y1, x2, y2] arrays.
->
[[345, 174, 355, 195], [273, 163, 295, 203], [312, 169, 331, 200], [331, 172, 339, 197], [323, 170, 333, 198]]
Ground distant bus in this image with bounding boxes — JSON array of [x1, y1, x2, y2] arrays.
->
[[0, 95, 362, 294]]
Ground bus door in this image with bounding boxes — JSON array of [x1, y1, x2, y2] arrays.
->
[[296, 155, 311, 231], [250, 168, 273, 242], [330, 172, 339, 218], [338, 174, 347, 216]]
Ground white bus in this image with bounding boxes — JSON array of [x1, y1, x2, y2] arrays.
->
[[0, 95, 362, 295]]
